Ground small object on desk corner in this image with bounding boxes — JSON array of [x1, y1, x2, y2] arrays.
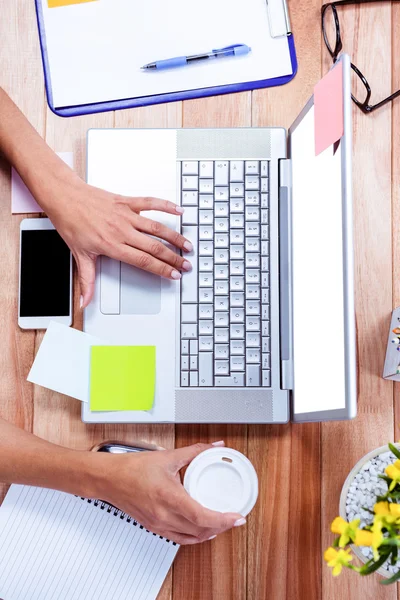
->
[[141, 44, 251, 71], [383, 307, 400, 382], [393, 327, 400, 335]]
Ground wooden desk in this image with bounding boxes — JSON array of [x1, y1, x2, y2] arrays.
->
[[1, 1, 399, 598]]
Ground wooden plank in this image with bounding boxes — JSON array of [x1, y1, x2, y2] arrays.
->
[[249, 1, 322, 598], [0, 0, 46, 503], [321, 2, 395, 599]]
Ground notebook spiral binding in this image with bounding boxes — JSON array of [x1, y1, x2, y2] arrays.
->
[[78, 497, 177, 546]]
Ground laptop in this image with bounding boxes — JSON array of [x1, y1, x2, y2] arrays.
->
[[83, 54, 356, 425]]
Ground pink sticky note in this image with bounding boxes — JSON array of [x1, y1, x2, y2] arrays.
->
[[314, 62, 344, 156], [11, 152, 74, 214]]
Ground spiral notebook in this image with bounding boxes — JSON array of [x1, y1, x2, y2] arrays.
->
[[0, 485, 179, 600]]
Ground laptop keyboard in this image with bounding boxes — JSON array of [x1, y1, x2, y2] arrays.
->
[[179, 160, 271, 388]]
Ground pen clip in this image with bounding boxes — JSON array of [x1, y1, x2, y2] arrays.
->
[[212, 44, 246, 53]]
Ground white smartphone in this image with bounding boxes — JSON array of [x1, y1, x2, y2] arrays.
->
[[18, 218, 73, 330]]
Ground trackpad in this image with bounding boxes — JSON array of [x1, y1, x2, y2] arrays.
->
[[120, 263, 161, 315]]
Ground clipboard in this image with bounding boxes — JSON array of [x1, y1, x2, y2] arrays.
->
[[35, 0, 297, 118]]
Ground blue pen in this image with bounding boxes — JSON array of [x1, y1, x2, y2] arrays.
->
[[141, 44, 251, 71]]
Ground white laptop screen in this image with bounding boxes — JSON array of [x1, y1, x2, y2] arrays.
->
[[290, 105, 346, 415]]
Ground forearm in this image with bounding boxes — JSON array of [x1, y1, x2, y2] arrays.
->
[[0, 417, 97, 497], [0, 87, 81, 211]]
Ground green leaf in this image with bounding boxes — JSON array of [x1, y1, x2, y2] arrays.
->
[[379, 475, 392, 484], [332, 537, 340, 548], [389, 443, 400, 460], [380, 566, 400, 585], [360, 552, 391, 576]]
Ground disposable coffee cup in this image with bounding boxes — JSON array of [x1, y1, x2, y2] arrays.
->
[[183, 447, 258, 516]]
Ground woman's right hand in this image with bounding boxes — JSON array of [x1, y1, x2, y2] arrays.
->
[[88, 441, 246, 545]]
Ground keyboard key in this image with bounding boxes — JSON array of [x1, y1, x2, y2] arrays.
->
[[262, 320, 270, 336], [246, 333, 260, 347], [190, 371, 199, 386], [231, 230, 244, 244], [181, 356, 189, 370], [199, 273, 213, 287], [230, 324, 244, 339], [199, 257, 213, 272], [246, 300, 260, 315], [215, 202, 229, 217], [182, 191, 198, 206], [199, 210, 213, 225], [215, 373, 245, 386], [262, 370, 271, 387], [199, 241, 213, 256], [262, 337, 270, 352], [262, 306, 269, 320], [182, 206, 198, 225], [231, 245, 244, 259], [245, 192, 260, 206], [246, 239, 260, 254], [231, 276, 244, 291], [215, 345, 229, 359], [215, 281, 229, 295], [261, 161, 269, 176], [262, 353, 271, 369], [246, 316, 260, 331], [199, 194, 213, 209], [215, 234, 229, 248], [215, 296, 229, 311], [230, 183, 244, 197], [230, 308, 244, 323], [215, 360, 229, 375], [246, 285, 260, 300], [199, 336, 213, 351], [199, 179, 214, 194], [261, 209, 269, 224], [199, 226, 213, 240], [181, 304, 198, 323], [215, 328, 229, 343], [262, 289, 269, 303], [246, 365, 260, 386], [199, 289, 212, 303], [262, 272, 269, 288], [245, 206, 260, 222], [214, 187, 229, 201], [181, 372, 189, 386], [261, 178, 268, 192], [231, 292, 244, 307], [215, 312, 229, 327], [230, 214, 244, 228], [181, 226, 198, 303], [230, 161, 244, 182], [199, 320, 213, 335], [199, 304, 213, 319], [182, 176, 198, 190], [215, 249, 229, 264], [246, 269, 260, 284], [246, 253, 260, 268], [246, 349, 261, 364], [245, 176, 259, 190], [181, 340, 189, 355], [231, 340, 245, 355], [230, 198, 244, 213], [215, 265, 229, 279], [199, 161, 213, 178], [230, 261, 244, 276], [182, 161, 198, 175], [246, 223, 260, 236], [190, 355, 198, 370], [215, 218, 229, 232], [231, 356, 245, 371], [245, 161, 259, 175], [261, 257, 269, 271], [261, 225, 269, 240], [199, 352, 213, 386], [261, 194, 269, 208], [190, 339, 199, 355], [261, 241, 269, 255], [215, 162, 229, 186], [181, 324, 198, 339]]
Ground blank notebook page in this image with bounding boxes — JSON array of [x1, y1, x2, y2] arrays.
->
[[0, 485, 178, 600]]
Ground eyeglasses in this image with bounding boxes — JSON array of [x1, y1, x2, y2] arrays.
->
[[321, 0, 400, 113]]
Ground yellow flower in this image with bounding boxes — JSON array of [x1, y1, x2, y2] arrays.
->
[[354, 530, 374, 546], [385, 465, 400, 491], [331, 516, 360, 547], [371, 518, 384, 561], [374, 501, 390, 516], [324, 547, 353, 576], [389, 503, 400, 517], [394, 460, 400, 470]]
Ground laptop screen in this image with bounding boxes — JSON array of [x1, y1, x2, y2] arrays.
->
[[290, 101, 350, 418]]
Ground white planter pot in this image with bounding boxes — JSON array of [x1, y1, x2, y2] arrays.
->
[[339, 444, 400, 579]]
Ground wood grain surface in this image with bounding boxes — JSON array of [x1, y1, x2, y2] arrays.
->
[[0, 1, 399, 598]]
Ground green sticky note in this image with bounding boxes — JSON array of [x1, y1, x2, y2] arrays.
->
[[90, 346, 155, 411]]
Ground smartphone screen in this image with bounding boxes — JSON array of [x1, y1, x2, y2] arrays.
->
[[20, 230, 71, 317]]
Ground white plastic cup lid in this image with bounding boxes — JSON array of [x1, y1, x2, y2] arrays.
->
[[183, 447, 258, 516]]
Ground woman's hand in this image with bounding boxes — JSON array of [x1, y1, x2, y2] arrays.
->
[[90, 442, 246, 545], [40, 176, 192, 308]]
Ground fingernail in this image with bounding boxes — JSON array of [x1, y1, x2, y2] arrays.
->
[[79, 296, 83, 309], [182, 260, 192, 272], [234, 518, 246, 527], [176, 206, 184, 214], [208, 535, 217, 541], [171, 270, 181, 280], [183, 241, 193, 252], [212, 440, 225, 447]]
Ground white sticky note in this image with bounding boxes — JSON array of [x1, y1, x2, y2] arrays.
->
[[12, 152, 74, 214], [28, 321, 105, 402]]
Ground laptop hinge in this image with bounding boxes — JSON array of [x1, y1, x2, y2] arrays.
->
[[279, 159, 294, 390]]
